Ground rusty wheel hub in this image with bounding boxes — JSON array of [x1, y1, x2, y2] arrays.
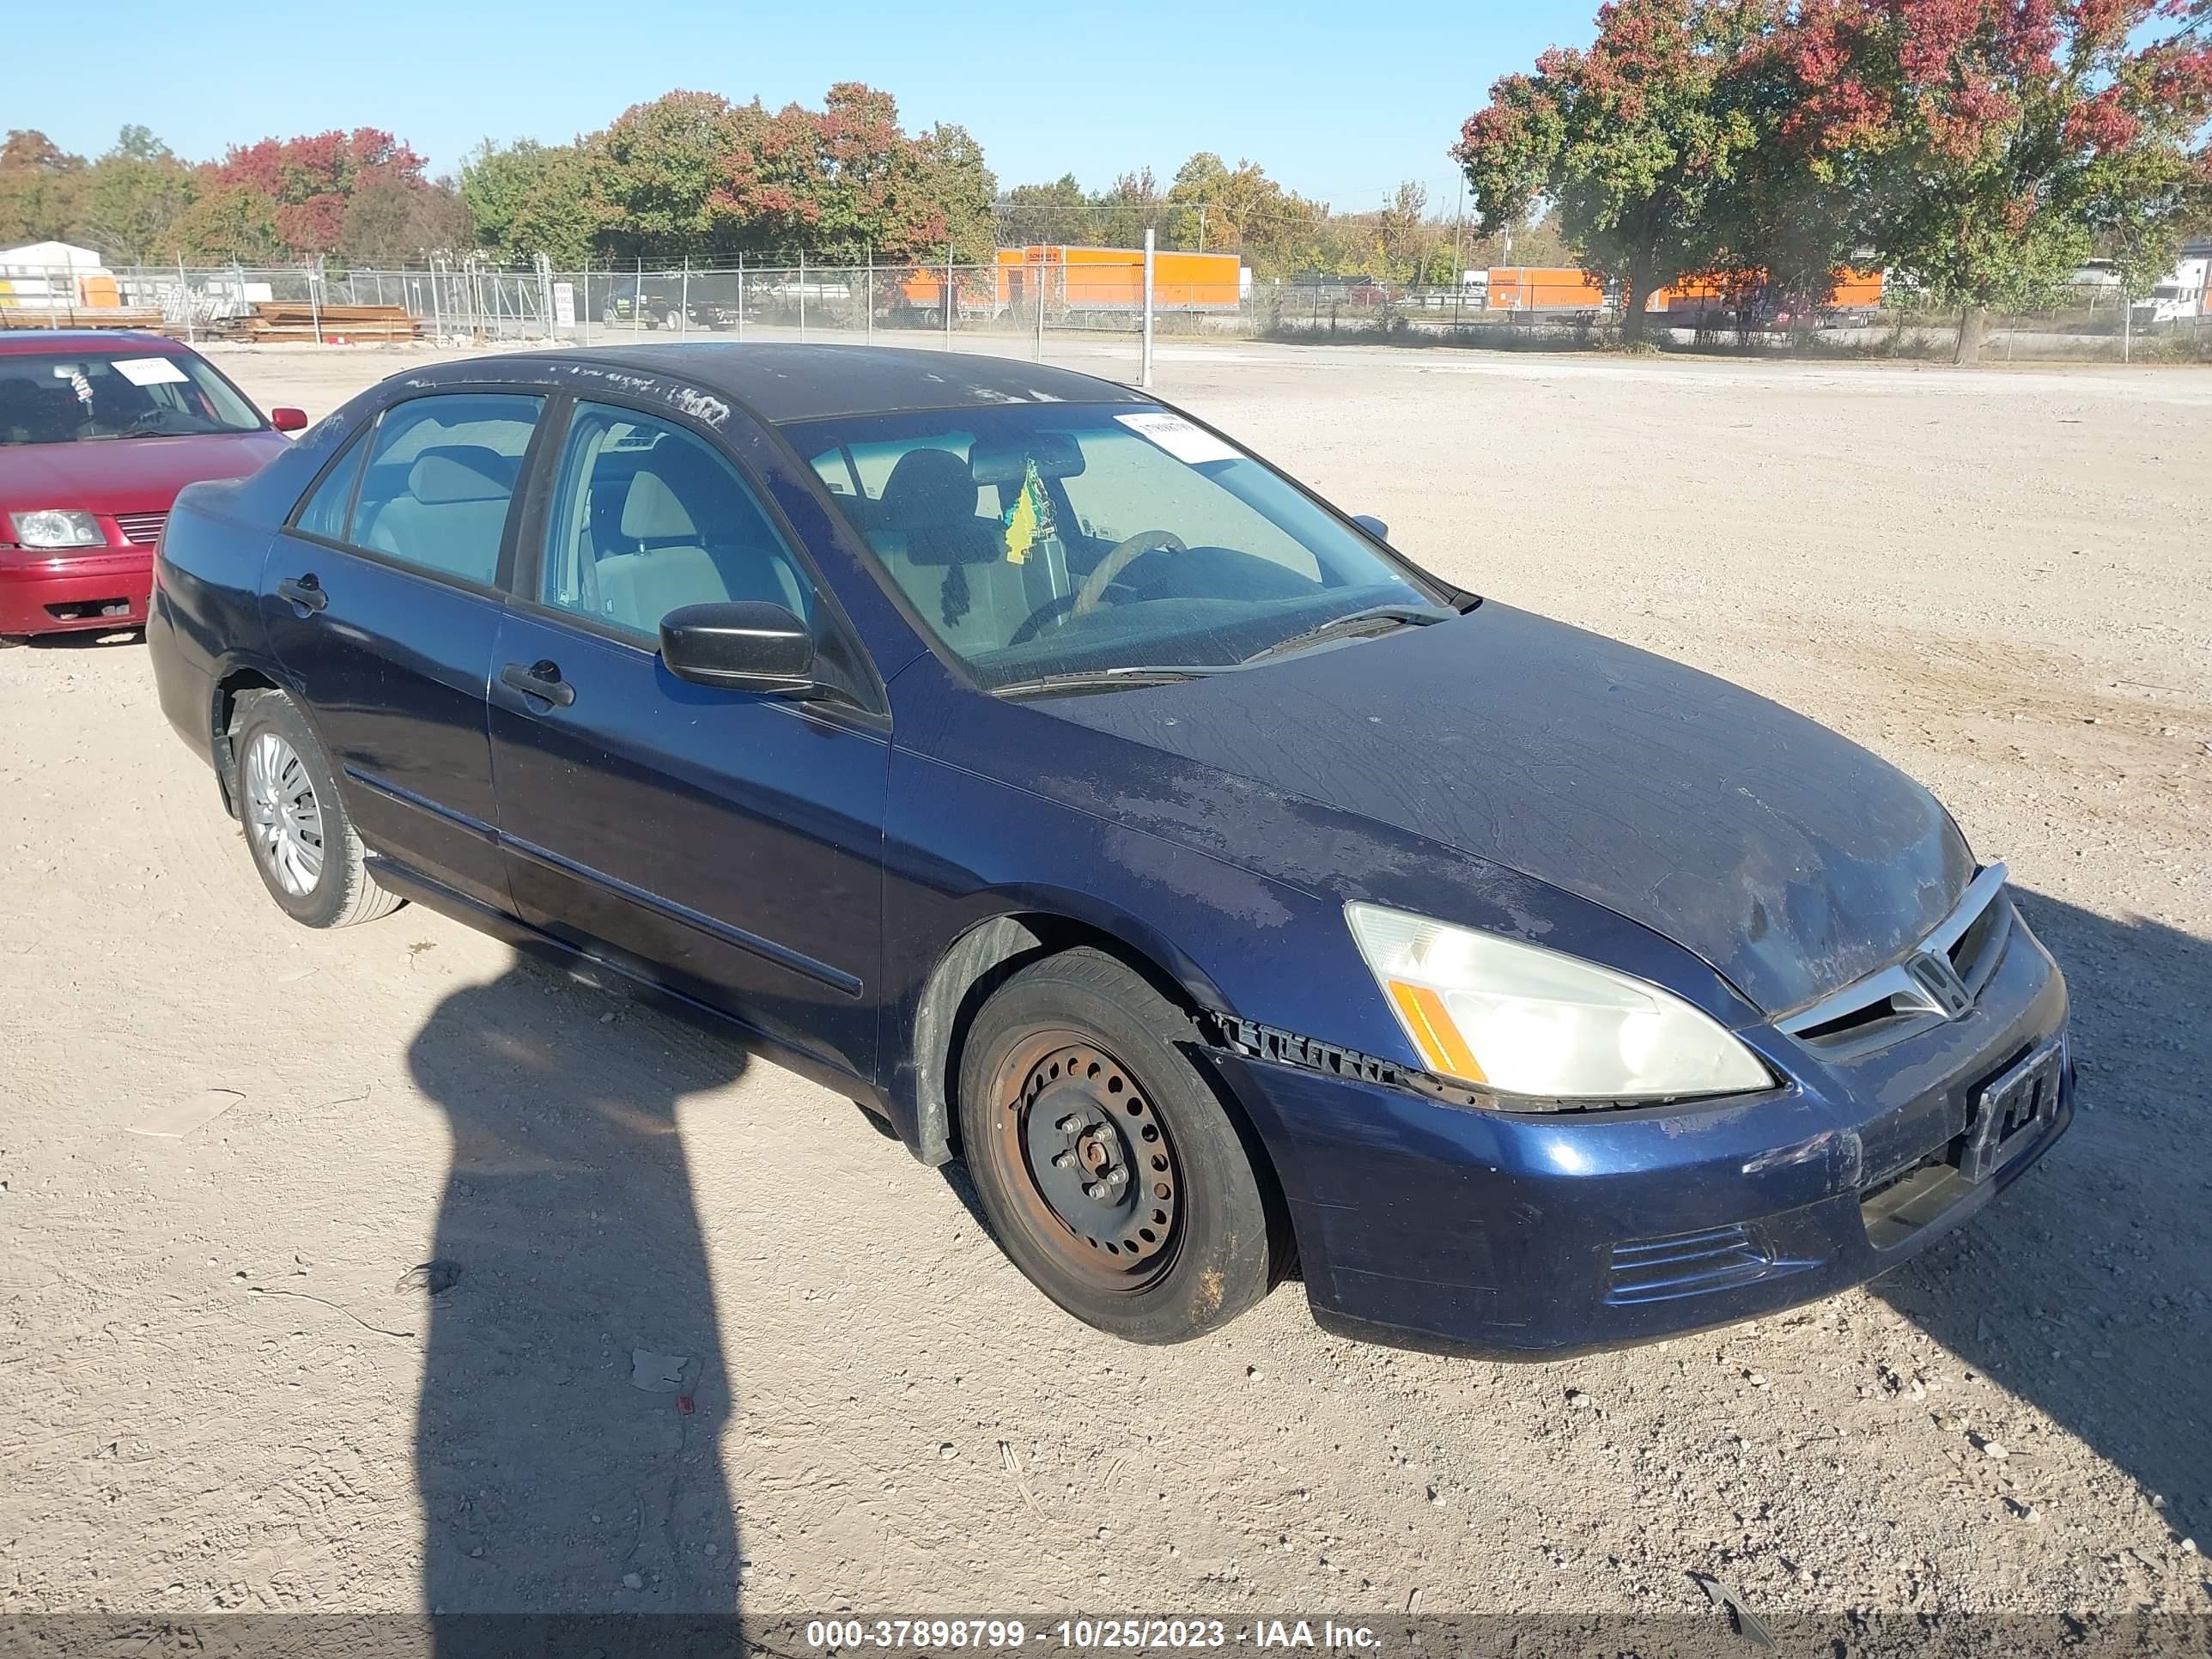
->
[[989, 1033, 1182, 1290]]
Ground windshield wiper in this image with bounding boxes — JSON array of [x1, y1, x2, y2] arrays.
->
[[1239, 603, 1453, 666], [992, 665, 1219, 700]]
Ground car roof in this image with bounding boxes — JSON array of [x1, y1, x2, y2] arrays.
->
[[435, 343, 1148, 424], [0, 329, 185, 356]]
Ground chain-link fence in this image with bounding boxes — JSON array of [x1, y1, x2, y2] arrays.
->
[[1245, 277, 2212, 362], [9, 256, 2208, 364]]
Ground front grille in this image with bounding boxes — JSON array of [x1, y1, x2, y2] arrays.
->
[[1776, 864, 2014, 1060], [1606, 1224, 1777, 1304], [113, 511, 167, 545]]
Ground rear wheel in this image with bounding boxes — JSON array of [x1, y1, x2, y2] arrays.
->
[[957, 948, 1276, 1343], [232, 691, 403, 929], [662, 307, 684, 331]]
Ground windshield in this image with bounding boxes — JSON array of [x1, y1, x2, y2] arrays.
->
[[787, 403, 1446, 690], [0, 349, 264, 447]]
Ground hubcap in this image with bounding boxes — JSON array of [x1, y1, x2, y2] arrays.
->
[[243, 731, 325, 896], [988, 1033, 1182, 1291]]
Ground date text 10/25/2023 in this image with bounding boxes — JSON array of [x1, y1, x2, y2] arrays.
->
[[799, 1619, 1383, 1651]]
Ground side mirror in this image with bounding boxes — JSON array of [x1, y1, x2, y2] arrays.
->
[[659, 600, 815, 694], [1351, 514, 1390, 543], [269, 407, 309, 433]]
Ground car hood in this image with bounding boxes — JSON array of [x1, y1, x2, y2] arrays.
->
[[1036, 602, 1972, 1016], [0, 430, 289, 517]]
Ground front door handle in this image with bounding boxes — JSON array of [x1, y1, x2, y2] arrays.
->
[[500, 659, 576, 708], [276, 574, 328, 614]]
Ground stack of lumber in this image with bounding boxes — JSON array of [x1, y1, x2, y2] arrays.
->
[[219, 302, 421, 343], [0, 306, 173, 333]]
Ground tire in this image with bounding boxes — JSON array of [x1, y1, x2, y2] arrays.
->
[[662, 308, 684, 331], [0, 635, 25, 649], [231, 690, 403, 929], [957, 947, 1276, 1343]]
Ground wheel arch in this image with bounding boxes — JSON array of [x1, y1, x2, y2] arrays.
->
[[904, 901, 1244, 1167], [210, 661, 288, 818]]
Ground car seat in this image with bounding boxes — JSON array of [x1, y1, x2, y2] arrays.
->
[[362, 446, 520, 584], [869, 447, 1031, 647], [592, 446, 805, 634]]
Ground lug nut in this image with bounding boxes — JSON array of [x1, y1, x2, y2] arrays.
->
[[1106, 1167, 1127, 1187], [1051, 1152, 1073, 1169], [1057, 1115, 1083, 1134], [1085, 1182, 1109, 1200]]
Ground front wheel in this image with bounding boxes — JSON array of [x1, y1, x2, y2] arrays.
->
[[957, 948, 1278, 1343], [232, 691, 403, 929]]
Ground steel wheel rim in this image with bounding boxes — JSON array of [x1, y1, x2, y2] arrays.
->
[[243, 731, 325, 896], [986, 1030, 1184, 1294]]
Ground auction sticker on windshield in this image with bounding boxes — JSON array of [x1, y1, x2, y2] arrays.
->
[[111, 356, 191, 386], [1115, 410, 1239, 465]]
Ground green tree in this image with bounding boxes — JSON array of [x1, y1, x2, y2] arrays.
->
[[997, 173, 1091, 246], [463, 139, 604, 264], [590, 90, 764, 261], [1454, 0, 1764, 337], [0, 130, 87, 247], [166, 182, 287, 264], [76, 128, 199, 262]]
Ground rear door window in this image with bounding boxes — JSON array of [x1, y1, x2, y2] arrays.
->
[[344, 394, 544, 586]]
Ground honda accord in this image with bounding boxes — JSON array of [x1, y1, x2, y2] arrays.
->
[[147, 345, 2070, 1354]]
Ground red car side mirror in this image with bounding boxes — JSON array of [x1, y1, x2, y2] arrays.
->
[[270, 407, 308, 433]]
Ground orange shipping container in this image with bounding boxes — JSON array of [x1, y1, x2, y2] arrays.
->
[[1486, 267, 1606, 311]]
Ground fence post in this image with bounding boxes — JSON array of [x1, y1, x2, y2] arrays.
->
[[799, 249, 807, 337], [866, 247, 874, 343], [1140, 229, 1156, 389], [945, 245, 955, 349], [46, 263, 62, 326], [178, 258, 194, 344], [737, 255, 745, 341], [429, 257, 445, 344], [308, 262, 324, 346], [1034, 252, 1045, 362], [2124, 295, 2133, 364], [681, 258, 690, 341]]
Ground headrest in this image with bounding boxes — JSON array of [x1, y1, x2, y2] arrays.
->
[[880, 447, 979, 530], [621, 470, 697, 541], [408, 446, 517, 505], [969, 431, 1085, 485]]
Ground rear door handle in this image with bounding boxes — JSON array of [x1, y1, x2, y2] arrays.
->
[[500, 659, 576, 708], [276, 574, 328, 614]]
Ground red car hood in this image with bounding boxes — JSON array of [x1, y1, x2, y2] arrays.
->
[[0, 430, 289, 519]]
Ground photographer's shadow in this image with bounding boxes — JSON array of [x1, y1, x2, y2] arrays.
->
[[1874, 890, 2212, 1542], [404, 958, 746, 1628]]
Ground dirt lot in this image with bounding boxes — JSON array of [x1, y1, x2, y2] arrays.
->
[[3, 337, 2209, 1631]]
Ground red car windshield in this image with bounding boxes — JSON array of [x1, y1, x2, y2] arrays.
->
[[0, 349, 263, 447]]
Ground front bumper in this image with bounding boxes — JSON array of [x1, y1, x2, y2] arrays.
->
[[0, 548, 151, 636], [1218, 909, 2071, 1358]]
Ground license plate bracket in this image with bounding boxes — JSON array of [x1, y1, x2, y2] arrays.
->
[[1959, 1036, 2064, 1185]]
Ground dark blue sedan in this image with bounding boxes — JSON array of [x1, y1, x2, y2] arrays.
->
[[148, 345, 2070, 1355]]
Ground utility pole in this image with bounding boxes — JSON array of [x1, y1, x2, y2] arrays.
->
[[1140, 228, 1156, 390]]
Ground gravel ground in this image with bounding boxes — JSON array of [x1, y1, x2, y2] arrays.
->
[[2, 337, 2208, 1633]]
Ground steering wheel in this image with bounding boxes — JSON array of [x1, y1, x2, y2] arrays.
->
[[1004, 529, 1187, 649]]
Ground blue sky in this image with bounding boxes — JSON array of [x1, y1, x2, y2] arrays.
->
[[15, 0, 1593, 211]]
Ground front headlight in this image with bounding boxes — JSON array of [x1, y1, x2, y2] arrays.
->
[[1346, 902, 1773, 1103], [10, 509, 105, 549]]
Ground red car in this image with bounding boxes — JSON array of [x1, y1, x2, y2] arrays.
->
[[0, 331, 305, 646]]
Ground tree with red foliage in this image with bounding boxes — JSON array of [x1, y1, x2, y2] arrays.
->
[[1455, 0, 1770, 337], [215, 128, 434, 258], [1731, 0, 2212, 359]]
